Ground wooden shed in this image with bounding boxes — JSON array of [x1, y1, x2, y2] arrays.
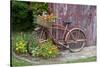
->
[[48, 3, 96, 46]]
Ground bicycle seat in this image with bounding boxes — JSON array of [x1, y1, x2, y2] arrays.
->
[[63, 21, 72, 25]]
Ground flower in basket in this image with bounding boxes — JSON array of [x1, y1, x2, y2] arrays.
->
[[47, 13, 56, 23], [36, 12, 56, 27]]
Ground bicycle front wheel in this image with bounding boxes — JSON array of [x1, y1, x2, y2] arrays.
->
[[65, 28, 86, 52]]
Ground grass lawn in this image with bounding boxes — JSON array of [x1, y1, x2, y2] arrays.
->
[[11, 55, 32, 66], [11, 56, 96, 66], [66, 56, 96, 63]]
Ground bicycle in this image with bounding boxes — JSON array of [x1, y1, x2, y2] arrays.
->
[[27, 15, 86, 55]]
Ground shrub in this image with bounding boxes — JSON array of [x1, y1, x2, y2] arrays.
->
[[31, 39, 60, 59], [27, 32, 39, 53], [11, 1, 31, 31], [11, 1, 48, 32], [15, 39, 27, 54], [14, 32, 28, 54]]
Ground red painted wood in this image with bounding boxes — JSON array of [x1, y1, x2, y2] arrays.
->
[[48, 3, 96, 46]]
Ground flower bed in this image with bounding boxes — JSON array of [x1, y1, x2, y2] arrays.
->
[[31, 39, 60, 59], [13, 32, 60, 59]]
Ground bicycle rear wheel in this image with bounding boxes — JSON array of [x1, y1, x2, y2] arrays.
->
[[65, 28, 86, 52]]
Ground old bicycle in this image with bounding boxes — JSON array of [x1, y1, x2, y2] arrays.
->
[[27, 13, 86, 55]]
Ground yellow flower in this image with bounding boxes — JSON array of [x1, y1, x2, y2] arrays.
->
[[19, 46, 23, 49], [19, 42, 23, 45], [16, 48, 18, 51], [48, 51, 52, 54]]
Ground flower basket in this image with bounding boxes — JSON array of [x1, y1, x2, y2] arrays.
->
[[36, 14, 56, 28]]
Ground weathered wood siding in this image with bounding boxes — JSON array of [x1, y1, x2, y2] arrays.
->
[[48, 3, 96, 46]]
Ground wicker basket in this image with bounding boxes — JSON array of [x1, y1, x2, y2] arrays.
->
[[36, 15, 55, 28]]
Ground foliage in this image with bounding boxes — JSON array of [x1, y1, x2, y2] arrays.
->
[[15, 39, 27, 54], [11, 1, 30, 31], [28, 32, 39, 52], [13, 32, 28, 54], [32, 2, 48, 16], [31, 39, 60, 59], [11, 1, 48, 32]]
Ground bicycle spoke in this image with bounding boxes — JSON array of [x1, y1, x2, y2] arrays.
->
[[76, 39, 86, 42], [70, 32, 76, 40]]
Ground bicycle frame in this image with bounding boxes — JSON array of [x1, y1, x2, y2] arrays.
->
[[49, 23, 70, 41]]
